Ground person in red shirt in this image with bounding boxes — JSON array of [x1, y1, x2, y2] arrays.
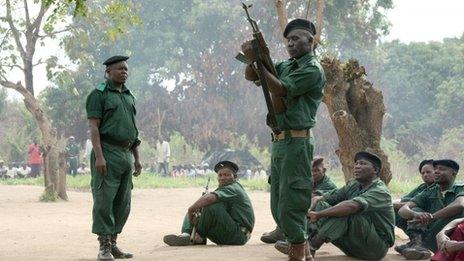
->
[[28, 139, 43, 178]]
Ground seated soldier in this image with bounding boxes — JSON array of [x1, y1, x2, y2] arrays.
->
[[433, 217, 464, 261], [163, 161, 255, 246], [394, 159, 435, 254], [306, 151, 395, 260], [398, 159, 464, 260], [274, 156, 338, 254]]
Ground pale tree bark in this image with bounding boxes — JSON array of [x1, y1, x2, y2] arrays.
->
[[0, 0, 68, 199], [274, 0, 392, 184], [274, 0, 288, 44]]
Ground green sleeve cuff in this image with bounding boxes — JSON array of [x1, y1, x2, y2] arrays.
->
[[87, 111, 102, 119], [351, 197, 368, 213]]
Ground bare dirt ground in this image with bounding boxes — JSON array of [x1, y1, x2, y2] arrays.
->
[[0, 185, 411, 260]]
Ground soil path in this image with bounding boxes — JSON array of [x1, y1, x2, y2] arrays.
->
[[0, 185, 410, 260]]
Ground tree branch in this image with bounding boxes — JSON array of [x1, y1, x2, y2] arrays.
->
[[38, 26, 73, 39], [5, 0, 27, 59], [0, 63, 25, 71], [24, 0, 31, 27], [0, 29, 11, 49], [0, 77, 30, 99], [31, 1, 49, 40]]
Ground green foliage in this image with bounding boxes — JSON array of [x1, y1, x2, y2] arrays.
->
[[371, 36, 464, 156], [435, 126, 464, 160]]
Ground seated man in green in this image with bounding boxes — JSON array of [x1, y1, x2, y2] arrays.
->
[[307, 151, 395, 260], [163, 161, 255, 246], [394, 159, 435, 254], [398, 159, 464, 260], [312, 156, 337, 196]]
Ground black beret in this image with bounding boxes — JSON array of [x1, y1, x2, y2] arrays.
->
[[433, 159, 459, 173], [103, 55, 129, 66], [214, 161, 239, 174], [312, 156, 324, 167], [418, 159, 434, 172], [283, 19, 317, 38], [354, 151, 382, 170]]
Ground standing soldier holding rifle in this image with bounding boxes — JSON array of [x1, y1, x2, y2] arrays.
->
[[240, 7, 326, 260]]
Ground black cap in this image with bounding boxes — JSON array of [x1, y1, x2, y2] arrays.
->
[[354, 151, 382, 170], [283, 19, 316, 38], [214, 161, 239, 174], [419, 159, 434, 172], [312, 156, 324, 167], [433, 159, 459, 173], [103, 55, 129, 66]]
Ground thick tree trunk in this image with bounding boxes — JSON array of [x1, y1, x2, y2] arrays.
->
[[321, 58, 392, 184]]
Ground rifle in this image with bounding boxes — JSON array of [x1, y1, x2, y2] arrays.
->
[[190, 177, 211, 243], [236, 2, 283, 135]]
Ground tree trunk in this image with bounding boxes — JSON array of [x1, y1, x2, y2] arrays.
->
[[274, 0, 288, 44], [321, 58, 392, 184]]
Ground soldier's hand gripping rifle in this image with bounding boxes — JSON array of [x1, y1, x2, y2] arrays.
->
[[190, 177, 211, 243], [236, 2, 284, 135]]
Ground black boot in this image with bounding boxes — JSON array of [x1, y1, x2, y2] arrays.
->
[[98, 235, 115, 261], [394, 240, 413, 254], [261, 226, 285, 244], [110, 234, 133, 259], [401, 232, 431, 260]]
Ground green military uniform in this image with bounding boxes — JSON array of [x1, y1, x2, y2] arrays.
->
[[86, 81, 138, 236], [313, 179, 395, 260], [181, 181, 254, 245], [313, 175, 337, 196], [395, 183, 433, 237], [408, 183, 464, 251], [270, 52, 325, 244], [66, 142, 80, 176]]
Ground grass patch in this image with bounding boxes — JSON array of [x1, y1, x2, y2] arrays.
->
[[0, 170, 424, 197]]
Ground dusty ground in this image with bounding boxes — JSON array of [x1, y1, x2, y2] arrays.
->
[[0, 185, 412, 260]]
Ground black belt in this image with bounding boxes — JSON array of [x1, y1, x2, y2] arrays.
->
[[101, 136, 133, 150]]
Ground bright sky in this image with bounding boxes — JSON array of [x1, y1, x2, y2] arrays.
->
[[5, 0, 464, 99], [384, 0, 464, 42]]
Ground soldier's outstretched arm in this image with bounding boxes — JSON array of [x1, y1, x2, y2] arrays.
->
[[307, 200, 361, 223]]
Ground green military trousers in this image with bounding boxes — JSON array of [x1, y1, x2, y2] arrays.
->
[[181, 202, 249, 245], [91, 143, 133, 235], [395, 207, 424, 238], [314, 201, 389, 260], [270, 135, 313, 244]]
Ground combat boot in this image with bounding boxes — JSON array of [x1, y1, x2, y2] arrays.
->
[[261, 226, 285, 243], [274, 240, 290, 255], [98, 235, 115, 261], [288, 242, 306, 261], [401, 232, 431, 260], [394, 240, 413, 254], [110, 234, 133, 259]]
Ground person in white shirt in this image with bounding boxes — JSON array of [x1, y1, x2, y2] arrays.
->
[[158, 136, 171, 176], [17, 162, 31, 178], [5, 163, 18, 179], [0, 160, 8, 178]]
